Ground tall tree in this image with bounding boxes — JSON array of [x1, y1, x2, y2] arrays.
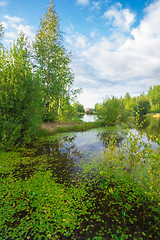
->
[[0, 33, 42, 148], [33, 0, 74, 121], [0, 23, 4, 46]]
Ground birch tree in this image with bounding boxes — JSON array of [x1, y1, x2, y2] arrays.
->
[[0, 23, 4, 46], [34, 0, 74, 121]]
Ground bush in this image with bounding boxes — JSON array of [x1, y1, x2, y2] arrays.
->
[[0, 34, 42, 148], [133, 98, 151, 116], [96, 97, 128, 126]]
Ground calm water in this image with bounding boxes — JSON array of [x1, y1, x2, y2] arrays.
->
[[46, 114, 160, 157], [82, 114, 97, 122], [13, 116, 160, 182], [28, 115, 159, 182]]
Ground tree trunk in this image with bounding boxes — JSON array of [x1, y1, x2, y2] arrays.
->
[[58, 97, 61, 116]]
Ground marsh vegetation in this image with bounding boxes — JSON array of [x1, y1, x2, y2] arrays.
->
[[0, 116, 160, 239]]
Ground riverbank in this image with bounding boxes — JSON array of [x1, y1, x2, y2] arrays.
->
[[153, 113, 160, 118], [39, 121, 101, 135]]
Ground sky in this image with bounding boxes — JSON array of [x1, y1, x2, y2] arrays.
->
[[0, 0, 160, 108]]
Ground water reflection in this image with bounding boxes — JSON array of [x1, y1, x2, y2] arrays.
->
[[82, 114, 97, 122], [138, 115, 160, 139], [14, 136, 83, 182], [13, 116, 159, 182], [97, 130, 127, 148]]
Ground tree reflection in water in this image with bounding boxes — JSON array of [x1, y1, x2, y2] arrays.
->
[[13, 136, 83, 183], [97, 130, 127, 148], [13, 117, 159, 183]]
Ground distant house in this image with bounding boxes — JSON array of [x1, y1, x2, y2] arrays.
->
[[85, 108, 91, 112], [85, 108, 94, 114]]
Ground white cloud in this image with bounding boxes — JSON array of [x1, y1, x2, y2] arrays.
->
[[76, 0, 90, 6], [91, 1, 100, 10], [0, 0, 8, 7], [64, 23, 75, 34], [1, 21, 8, 28], [16, 24, 35, 40], [5, 31, 17, 40], [2, 15, 35, 45], [90, 31, 95, 37], [86, 15, 94, 22], [67, 1, 160, 107], [66, 33, 88, 49], [104, 4, 136, 31], [4, 15, 24, 23]]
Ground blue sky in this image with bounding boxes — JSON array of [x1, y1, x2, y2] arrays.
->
[[0, 0, 160, 107]]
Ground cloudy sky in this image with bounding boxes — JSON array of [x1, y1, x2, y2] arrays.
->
[[0, 0, 160, 107]]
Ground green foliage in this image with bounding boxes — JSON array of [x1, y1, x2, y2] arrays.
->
[[95, 85, 159, 128], [94, 103, 101, 113], [96, 86, 159, 126], [123, 93, 137, 115], [96, 97, 128, 126], [0, 23, 4, 45], [82, 130, 160, 238], [33, 0, 74, 121], [133, 96, 151, 116], [0, 34, 42, 148], [73, 101, 85, 114], [86, 108, 94, 115], [0, 170, 88, 239], [58, 95, 75, 121], [0, 125, 159, 239], [123, 86, 159, 116], [148, 85, 160, 113]]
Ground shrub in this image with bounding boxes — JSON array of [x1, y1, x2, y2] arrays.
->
[[0, 34, 42, 148]]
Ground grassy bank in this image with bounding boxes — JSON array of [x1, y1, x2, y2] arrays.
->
[[39, 121, 101, 136], [153, 113, 160, 118]]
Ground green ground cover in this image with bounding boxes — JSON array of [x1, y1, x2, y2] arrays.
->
[[0, 129, 159, 239]]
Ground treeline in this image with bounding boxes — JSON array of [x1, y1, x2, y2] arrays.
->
[[94, 85, 160, 126], [0, 1, 78, 148]]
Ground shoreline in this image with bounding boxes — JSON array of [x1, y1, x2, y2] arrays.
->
[[39, 121, 100, 135], [153, 113, 160, 118]]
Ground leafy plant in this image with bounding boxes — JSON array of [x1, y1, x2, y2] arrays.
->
[[0, 33, 42, 148], [0, 125, 159, 239]]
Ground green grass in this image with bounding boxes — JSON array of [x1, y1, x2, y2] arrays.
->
[[55, 122, 100, 133], [39, 121, 101, 136]]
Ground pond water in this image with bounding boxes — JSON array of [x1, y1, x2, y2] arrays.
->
[[1, 116, 160, 239], [41, 127, 127, 175], [11, 115, 160, 183], [81, 114, 97, 122], [28, 116, 159, 183], [46, 114, 160, 157]]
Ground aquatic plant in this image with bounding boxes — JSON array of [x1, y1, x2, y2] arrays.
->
[[0, 128, 159, 239]]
